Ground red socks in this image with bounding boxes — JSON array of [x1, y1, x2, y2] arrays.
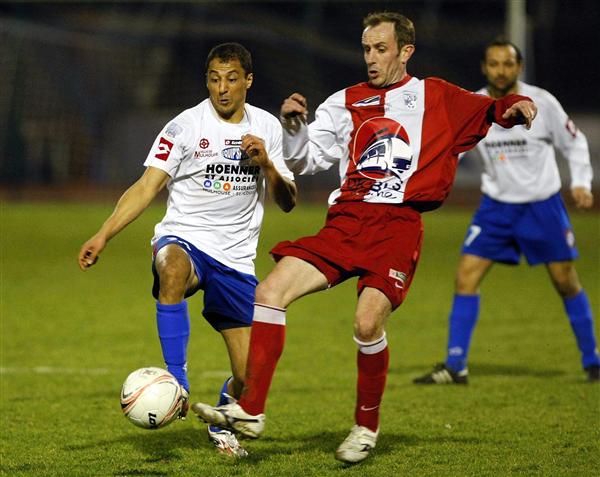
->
[[239, 304, 286, 415], [354, 333, 389, 432]]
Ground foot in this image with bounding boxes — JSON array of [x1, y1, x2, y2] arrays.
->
[[178, 387, 189, 420], [207, 425, 248, 457], [335, 425, 378, 464], [585, 364, 600, 382], [192, 400, 265, 438], [413, 363, 468, 384]]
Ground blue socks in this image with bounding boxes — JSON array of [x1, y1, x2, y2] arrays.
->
[[445, 294, 480, 372], [564, 290, 600, 369], [156, 301, 190, 392]]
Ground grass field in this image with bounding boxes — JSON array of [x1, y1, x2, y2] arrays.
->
[[1, 201, 599, 476]]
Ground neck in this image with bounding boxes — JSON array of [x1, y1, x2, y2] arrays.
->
[[487, 81, 519, 99]]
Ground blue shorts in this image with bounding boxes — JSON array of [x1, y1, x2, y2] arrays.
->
[[151, 235, 258, 331], [461, 193, 578, 265]]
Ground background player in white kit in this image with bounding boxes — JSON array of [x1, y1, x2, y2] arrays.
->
[[78, 43, 297, 456], [414, 40, 599, 385]]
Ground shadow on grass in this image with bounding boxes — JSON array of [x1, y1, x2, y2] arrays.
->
[[61, 426, 485, 472], [394, 362, 566, 380]]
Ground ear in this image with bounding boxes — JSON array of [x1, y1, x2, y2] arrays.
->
[[400, 44, 415, 64], [246, 73, 253, 90], [480, 61, 487, 76]]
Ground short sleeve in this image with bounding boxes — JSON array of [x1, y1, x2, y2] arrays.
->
[[143, 114, 193, 177]]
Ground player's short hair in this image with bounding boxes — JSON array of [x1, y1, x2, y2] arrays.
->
[[483, 39, 523, 63], [363, 12, 416, 50], [205, 42, 253, 75]]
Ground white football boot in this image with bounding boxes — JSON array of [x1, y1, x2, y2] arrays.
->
[[335, 425, 379, 463], [192, 400, 265, 439], [207, 425, 248, 458]]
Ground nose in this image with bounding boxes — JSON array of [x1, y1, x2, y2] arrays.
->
[[218, 79, 228, 94], [365, 50, 376, 65]]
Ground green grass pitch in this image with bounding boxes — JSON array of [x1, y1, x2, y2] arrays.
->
[[1, 201, 598, 476]]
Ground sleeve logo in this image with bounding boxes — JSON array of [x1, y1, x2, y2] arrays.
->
[[155, 137, 174, 161]]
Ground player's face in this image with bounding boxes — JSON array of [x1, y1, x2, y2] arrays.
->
[[362, 22, 413, 88], [206, 58, 253, 122], [482, 46, 522, 97]]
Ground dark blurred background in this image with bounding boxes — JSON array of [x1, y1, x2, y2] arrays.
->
[[1, 0, 599, 201]]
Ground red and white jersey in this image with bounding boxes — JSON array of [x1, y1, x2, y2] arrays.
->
[[283, 75, 527, 210], [144, 99, 294, 275], [472, 82, 592, 203]]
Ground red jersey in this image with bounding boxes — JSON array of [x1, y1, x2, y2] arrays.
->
[[282, 75, 529, 211]]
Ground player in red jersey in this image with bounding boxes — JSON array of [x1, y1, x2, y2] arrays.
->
[[193, 12, 537, 463]]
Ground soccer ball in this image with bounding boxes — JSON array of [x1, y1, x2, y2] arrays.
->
[[120, 367, 183, 429]]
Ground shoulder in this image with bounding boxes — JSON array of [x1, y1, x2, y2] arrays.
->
[[245, 103, 280, 130], [520, 82, 563, 111]]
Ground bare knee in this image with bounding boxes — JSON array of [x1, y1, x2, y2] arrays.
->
[[354, 312, 383, 343], [255, 275, 289, 307], [455, 255, 492, 295], [155, 246, 191, 303], [548, 262, 581, 298]]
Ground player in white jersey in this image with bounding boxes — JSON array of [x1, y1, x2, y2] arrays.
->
[[414, 40, 599, 385], [192, 16, 537, 463], [78, 43, 297, 456]]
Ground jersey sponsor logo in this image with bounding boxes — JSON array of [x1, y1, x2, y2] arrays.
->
[[352, 95, 381, 107], [225, 139, 243, 146], [402, 91, 418, 110], [389, 268, 407, 289], [165, 122, 183, 138], [352, 117, 413, 181], [155, 137, 174, 161], [222, 146, 247, 161], [199, 138, 210, 149]]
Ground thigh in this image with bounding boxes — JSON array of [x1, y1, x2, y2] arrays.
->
[[461, 196, 521, 265], [203, 262, 258, 332], [257, 256, 329, 308], [356, 206, 424, 310], [516, 193, 579, 265], [151, 236, 200, 300]]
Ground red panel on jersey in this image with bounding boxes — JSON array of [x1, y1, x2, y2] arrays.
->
[[155, 137, 174, 161]]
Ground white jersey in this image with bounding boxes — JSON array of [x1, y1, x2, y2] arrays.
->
[[144, 99, 294, 275], [472, 81, 592, 203]]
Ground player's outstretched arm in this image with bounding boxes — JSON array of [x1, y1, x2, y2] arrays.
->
[[502, 100, 537, 129], [241, 134, 297, 213], [78, 166, 170, 270]]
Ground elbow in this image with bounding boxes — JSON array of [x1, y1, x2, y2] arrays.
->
[[279, 194, 296, 213]]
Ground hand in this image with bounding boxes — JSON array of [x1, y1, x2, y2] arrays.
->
[[571, 187, 593, 209], [502, 100, 537, 129], [280, 93, 308, 132], [241, 134, 270, 167], [78, 235, 106, 270]]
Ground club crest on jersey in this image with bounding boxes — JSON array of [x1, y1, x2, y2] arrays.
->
[[402, 91, 418, 110], [352, 95, 381, 107], [352, 117, 413, 180], [155, 137, 174, 161]]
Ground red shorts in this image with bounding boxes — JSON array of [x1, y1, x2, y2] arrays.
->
[[270, 202, 424, 309]]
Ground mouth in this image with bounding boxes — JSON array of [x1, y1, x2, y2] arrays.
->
[[368, 69, 379, 80]]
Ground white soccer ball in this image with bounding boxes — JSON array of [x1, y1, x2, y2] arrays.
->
[[120, 367, 183, 429]]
